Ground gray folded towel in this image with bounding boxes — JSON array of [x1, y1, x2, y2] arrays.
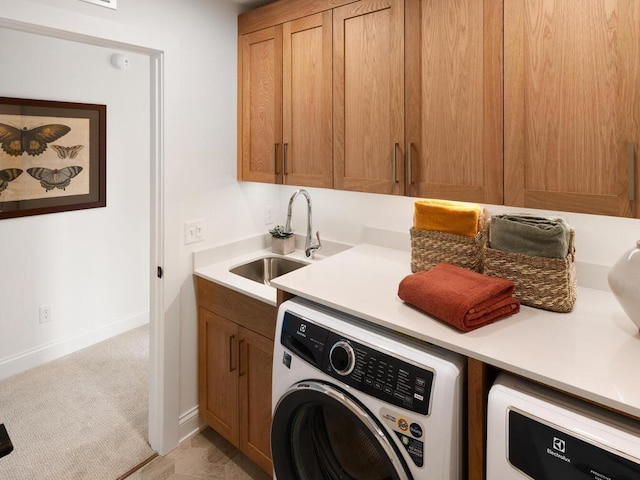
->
[[489, 214, 571, 259]]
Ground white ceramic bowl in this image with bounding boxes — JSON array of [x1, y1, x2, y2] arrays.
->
[[607, 240, 640, 331]]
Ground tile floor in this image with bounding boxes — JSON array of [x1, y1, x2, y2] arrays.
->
[[124, 428, 272, 480]]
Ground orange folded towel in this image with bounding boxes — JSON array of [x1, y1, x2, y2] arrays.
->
[[414, 199, 482, 237], [398, 262, 520, 332]]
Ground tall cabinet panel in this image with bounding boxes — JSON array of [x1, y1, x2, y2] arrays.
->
[[504, 0, 640, 217], [333, 0, 405, 194], [240, 26, 283, 184], [405, 0, 503, 204], [283, 12, 333, 188]]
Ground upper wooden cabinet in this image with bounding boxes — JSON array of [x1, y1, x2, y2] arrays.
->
[[283, 12, 333, 188], [240, 26, 282, 183], [333, 0, 405, 194], [239, 0, 501, 202], [239, 13, 333, 188], [239, 0, 640, 217], [504, 0, 640, 217], [405, 0, 503, 204]]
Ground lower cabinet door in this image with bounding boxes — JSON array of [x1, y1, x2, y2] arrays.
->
[[198, 308, 239, 447], [239, 326, 274, 474]]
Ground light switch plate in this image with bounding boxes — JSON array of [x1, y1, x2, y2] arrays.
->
[[184, 219, 205, 245]]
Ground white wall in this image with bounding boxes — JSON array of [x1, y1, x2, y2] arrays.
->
[[0, 27, 150, 378], [2, 0, 639, 456], [274, 187, 640, 288], [0, 0, 268, 452], [273, 187, 640, 265]]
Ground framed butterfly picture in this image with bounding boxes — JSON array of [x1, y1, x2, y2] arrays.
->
[[0, 97, 106, 219]]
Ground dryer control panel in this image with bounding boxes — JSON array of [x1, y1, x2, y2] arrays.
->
[[281, 311, 434, 415]]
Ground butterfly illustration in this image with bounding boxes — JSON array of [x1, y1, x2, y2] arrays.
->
[[0, 168, 23, 194], [51, 144, 84, 159], [0, 123, 71, 157], [27, 166, 83, 191]]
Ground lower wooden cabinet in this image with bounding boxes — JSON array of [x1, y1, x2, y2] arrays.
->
[[238, 326, 274, 471], [198, 309, 239, 445], [196, 277, 276, 475]]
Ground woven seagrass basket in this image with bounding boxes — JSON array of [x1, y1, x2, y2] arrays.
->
[[410, 227, 486, 273], [483, 229, 577, 313]]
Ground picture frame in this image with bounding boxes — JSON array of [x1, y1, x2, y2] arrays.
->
[[0, 97, 106, 220]]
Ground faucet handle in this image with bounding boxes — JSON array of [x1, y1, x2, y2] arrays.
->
[[305, 231, 322, 258]]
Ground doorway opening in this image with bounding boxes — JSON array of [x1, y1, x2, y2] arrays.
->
[[0, 16, 170, 455]]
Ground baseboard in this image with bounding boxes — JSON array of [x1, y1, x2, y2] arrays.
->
[[0, 309, 149, 381], [178, 406, 205, 444]]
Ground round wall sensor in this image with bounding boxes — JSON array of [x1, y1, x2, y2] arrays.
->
[[110, 54, 130, 70]]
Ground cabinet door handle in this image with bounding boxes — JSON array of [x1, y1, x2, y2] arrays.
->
[[274, 144, 279, 175], [406, 142, 413, 186], [283, 143, 289, 176], [392, 143, 399, 183], [629, 142, 636, 202], [229, 335, 237, 373], [238, 340, 246, 377]]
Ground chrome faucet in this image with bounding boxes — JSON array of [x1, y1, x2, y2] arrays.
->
[[284, 189, 321, 258]]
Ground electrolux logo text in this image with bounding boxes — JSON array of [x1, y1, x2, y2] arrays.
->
[[546, 436, 571, 464], [297, 323, 307, 338]]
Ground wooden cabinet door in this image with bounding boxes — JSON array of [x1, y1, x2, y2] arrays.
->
[[504, 0, 640, 217], [333, 0, 405, 194], [282, 12, 333, 188], [198, 308, 239, 447], [240, 26, 283, 184], [238, 326, 274, 475], [405, 0, 503, 204]]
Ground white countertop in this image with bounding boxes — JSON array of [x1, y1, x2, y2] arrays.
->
[[194, 239, 640, 420]]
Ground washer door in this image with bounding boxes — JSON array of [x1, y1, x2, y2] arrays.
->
[[271, 381, 412, 480]]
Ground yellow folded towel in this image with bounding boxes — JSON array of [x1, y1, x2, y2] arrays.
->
[[414, 199, 482, 237]]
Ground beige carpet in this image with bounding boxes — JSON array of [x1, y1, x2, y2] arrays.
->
[[0, 325, 155, 479]]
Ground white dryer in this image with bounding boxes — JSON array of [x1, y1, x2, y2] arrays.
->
[[487, 373, 640, 479], [270, 297, 465, 479]]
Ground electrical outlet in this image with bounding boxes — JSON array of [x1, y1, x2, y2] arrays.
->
[[39, 305, 52, 324], [184, 219, 205, 245], [264, 206, 274, 225]]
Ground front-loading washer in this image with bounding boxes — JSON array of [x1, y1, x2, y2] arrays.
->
[[487, 373, 640, 479], [270, 297, 465, 479]]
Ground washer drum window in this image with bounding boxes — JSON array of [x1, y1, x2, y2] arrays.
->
[[271, 381, 412, 480]]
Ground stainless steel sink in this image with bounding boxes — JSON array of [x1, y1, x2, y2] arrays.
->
[[229, 256, 309, 286]]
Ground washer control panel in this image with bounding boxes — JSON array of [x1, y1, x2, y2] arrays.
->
[[281, 311, 434, 415]]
